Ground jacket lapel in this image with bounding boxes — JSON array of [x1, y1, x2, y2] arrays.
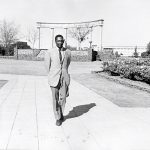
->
[[61, 48, 67, 64]]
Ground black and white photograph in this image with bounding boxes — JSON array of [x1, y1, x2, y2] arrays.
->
[[0, 0, 150, 149]]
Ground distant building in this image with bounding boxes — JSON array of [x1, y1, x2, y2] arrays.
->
[[12, 41, 31, 49], [103, 46, 146, 56]]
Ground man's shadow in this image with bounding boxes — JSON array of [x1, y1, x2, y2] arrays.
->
[[64, 103, 96, 121]]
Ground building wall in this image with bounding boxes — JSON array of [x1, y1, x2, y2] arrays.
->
[[103, 46, 146, 56]]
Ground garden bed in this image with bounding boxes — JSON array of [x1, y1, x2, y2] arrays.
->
[[92, 58, 150, 94], [102, 58, 150, 84], [92, 71, 150, 93]]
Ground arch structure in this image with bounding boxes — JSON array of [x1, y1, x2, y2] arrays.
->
[[36, 19, 104, 50]]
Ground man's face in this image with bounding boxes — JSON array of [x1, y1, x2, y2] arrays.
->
[[55, 37, 64, 49]]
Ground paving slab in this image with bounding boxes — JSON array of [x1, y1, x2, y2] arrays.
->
[[0, 74, 150, 150]]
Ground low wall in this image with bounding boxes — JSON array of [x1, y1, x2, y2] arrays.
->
[[71, 50, 89, 61], [17, 49, 44, 61], [0, 48, 93, 62], [17, 48, 92, 61]]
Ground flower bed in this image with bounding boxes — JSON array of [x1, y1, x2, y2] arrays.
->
[[103, 58, 150, 84]]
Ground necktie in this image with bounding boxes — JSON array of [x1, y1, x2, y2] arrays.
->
[[59, 50, 62, 64]]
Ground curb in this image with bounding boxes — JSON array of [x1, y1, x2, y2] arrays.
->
[[91, 71, 150, 94]]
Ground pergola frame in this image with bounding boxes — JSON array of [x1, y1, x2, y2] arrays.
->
[[36, 19, 104, 50]]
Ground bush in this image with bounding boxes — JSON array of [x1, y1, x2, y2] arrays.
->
[[103, 58, 150, 84], [141, 51, 150, 58]]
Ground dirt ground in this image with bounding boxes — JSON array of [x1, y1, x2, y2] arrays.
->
[[0, 59, 149, 107]]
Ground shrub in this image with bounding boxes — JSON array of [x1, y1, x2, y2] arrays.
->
[[141, 52, 150, 58], [102, 58, 150, 84]]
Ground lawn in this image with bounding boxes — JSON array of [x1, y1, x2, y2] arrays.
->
[[0, 59, 149, 107]]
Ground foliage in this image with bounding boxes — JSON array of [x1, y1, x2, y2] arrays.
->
[[141, 42, 150, 58], [0, 20, 19, 55], [133, 46, 139, 58], [103, 58, 150, 84], [68, 24, 91, 50], [26, 28, 38, 49], [141, 51, 149, 58], [114, 51, 120, 58], [147, 42, 150, 54]]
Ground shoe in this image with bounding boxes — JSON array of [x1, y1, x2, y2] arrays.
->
[[60, 115, 64, 121], [56, 119, 62, 126]]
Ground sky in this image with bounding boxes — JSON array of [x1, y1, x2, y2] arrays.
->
[[0, 0, 150, 49]]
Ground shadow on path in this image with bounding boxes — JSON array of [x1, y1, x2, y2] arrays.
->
[[64, 103, 96, 121], [0, 80, 8, 89]]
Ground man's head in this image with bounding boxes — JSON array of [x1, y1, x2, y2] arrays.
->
[[55, 34, 64, 49]]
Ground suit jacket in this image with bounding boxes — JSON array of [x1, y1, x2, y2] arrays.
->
[[45, 47, 71, 87]]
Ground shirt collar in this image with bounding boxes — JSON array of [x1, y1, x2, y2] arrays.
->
[[56, 47, 66, 51]]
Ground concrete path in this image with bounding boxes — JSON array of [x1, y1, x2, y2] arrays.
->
[[0, 74, 150, 150]]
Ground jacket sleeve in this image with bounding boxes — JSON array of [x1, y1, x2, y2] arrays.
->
[[44, 50, 51, 73]]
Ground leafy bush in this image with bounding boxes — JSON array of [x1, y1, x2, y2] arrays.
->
[[141, 42, 150, 58], [141, 51, 150, 58], [103, 58, 150, 84]]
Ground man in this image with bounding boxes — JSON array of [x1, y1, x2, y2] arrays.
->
[[45, 34, 71, 126]]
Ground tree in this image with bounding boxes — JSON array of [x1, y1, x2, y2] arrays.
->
[[141, 42, 150, 58], [115, 51, 120, 58], [133, 46, 139, 58], [146, 42, 150, 54], [68, 24, 91, 50], [26, 28, 38, 50], [0, 20, 19, 55], [141, 51, 148, 58]]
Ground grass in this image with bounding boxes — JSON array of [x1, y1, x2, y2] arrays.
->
[[0, 59, 149, 107], [71, 73, 150, 107]]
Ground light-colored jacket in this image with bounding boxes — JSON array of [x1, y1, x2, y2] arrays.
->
[[44, 47, 71, 87]]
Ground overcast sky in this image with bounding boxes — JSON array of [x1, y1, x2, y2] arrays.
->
[[0, 0, 150, 48]]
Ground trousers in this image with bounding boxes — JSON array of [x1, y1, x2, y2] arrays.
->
[[50, 74, 69, 120]]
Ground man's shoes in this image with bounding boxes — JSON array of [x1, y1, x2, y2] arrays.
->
[[56, 119, 62, 126], [60, 115, 64, 121]]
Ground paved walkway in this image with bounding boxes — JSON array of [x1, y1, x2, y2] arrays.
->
[[0, 74, 150, 150]]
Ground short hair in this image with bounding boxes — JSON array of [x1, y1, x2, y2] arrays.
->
[[55, 34, 64, 41]]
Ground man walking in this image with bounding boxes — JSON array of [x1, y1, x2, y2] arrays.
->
[[45, 34, 71, 126]]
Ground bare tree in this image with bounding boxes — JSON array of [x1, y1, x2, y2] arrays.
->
[[26, 28, 38, 50], [68, 24, 91, 50], [0, 20, 19, 55]]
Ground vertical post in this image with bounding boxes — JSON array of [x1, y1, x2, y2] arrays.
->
[[100, 20, 104, 51], [64, 28, 68, 42], [51, 28, 54, 48], [90, 26, 93, 48], [16, 45, 18, 60], [64, 28, 68, 48], [100, 25, 103, 51], [38, 27, 41, 50]]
